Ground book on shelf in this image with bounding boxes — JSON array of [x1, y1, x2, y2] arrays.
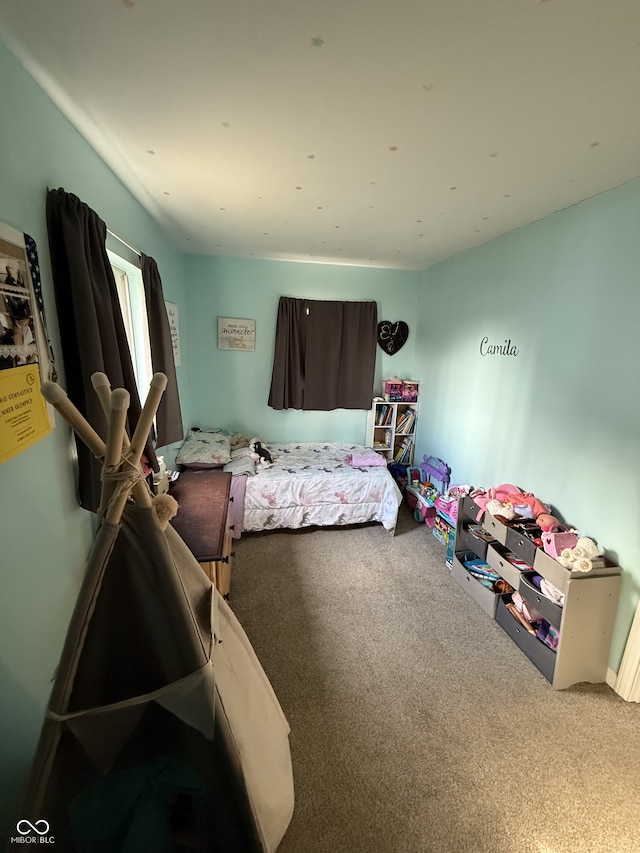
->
[[396, 408, 416, 434], [377, 405, 393, 425], [393, 436, 413, 463]]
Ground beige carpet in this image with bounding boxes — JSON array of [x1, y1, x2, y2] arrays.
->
[[230, 504, 640, 853]]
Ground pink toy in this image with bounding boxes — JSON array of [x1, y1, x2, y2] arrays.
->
[[542, 526, 578, 558], [473, 484, 549, 522], [536, 513, 560, 532]]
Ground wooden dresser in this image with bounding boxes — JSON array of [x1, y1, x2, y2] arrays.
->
[[169, 469, 234, 598]]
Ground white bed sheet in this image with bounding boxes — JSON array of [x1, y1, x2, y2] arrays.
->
[[242, 442, 402, 533]]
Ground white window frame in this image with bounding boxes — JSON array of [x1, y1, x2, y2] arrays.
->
[[108, 249, 153, 396]]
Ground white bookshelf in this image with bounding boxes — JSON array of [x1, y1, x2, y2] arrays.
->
[[365, 400, 418, 465]]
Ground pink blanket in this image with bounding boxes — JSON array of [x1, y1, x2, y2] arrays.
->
[[347, 450, 387, 467]]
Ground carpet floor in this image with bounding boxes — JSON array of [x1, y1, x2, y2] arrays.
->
[[230, 504, 640, 853]]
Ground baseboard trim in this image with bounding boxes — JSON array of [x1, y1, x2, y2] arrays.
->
[[606, 667, 617, 690]]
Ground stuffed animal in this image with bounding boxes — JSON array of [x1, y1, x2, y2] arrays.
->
[[249, 438, 273, 468], [486, 498, 517, 520], [230, 432, 251, 449]]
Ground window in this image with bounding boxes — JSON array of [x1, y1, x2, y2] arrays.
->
[[108, 250, 153, 396], [268, 296, 378, 410]]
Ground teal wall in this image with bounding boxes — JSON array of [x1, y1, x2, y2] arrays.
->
[[0, 41, 190, 832], [182, 254, 420, 443], [415, 178, 640, 669]]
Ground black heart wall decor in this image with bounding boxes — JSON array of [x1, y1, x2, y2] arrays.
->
[[377, 320, 409, 355]]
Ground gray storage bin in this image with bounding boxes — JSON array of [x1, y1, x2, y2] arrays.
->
[[495, 596, 556, 683], [461, 495, 483, 521], [451, 555, 499, 618], [519, 573, 563, 628], [486, 544, 526, 591], [505, 525, 539, 566], [482, 512, 509, 545], [457, 524, 489, 560]]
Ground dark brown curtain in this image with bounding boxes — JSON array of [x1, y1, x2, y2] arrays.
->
[[268, 296, 377, 410], [46, 188, 157, 512], [141, 254, 183, 447]]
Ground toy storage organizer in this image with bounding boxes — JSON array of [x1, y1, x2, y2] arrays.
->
[[381, 378, 419, 402], [451, 496, 621, 689]]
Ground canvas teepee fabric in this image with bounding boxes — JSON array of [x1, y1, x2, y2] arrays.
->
[[20, 374, 293, 852]]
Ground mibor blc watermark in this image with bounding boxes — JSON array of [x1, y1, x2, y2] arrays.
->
[[10, 820, 55, 845]]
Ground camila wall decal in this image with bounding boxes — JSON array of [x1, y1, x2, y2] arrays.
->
[[479, 336, 519, 356]]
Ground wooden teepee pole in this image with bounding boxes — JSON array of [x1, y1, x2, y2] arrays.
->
[[105, 373, 167, 524], [99, 388, 130, 514], [41, 382, 106, 459], [41, 374, 167, 522], [91, 373, 154, 512]]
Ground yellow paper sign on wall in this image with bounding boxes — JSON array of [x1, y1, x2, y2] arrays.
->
[[0, 364, 51, 462], [0, 365, 51, 464]]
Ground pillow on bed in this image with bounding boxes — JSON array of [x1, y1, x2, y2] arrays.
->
[[176, 428, 232, 468], [223, 455, 257, 476]]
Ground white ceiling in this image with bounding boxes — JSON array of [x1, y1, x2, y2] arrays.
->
[[1, 0, 639, 271]]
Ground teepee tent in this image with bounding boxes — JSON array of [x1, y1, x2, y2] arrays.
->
[[22, 373, 294, 852]]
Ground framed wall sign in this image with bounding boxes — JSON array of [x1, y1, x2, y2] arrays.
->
[[165, 301, 181, 366], [217, 317, 256, 351]]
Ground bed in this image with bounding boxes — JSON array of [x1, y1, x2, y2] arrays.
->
[[240, 442, 402, 534], [175, 430, 403, 536]]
